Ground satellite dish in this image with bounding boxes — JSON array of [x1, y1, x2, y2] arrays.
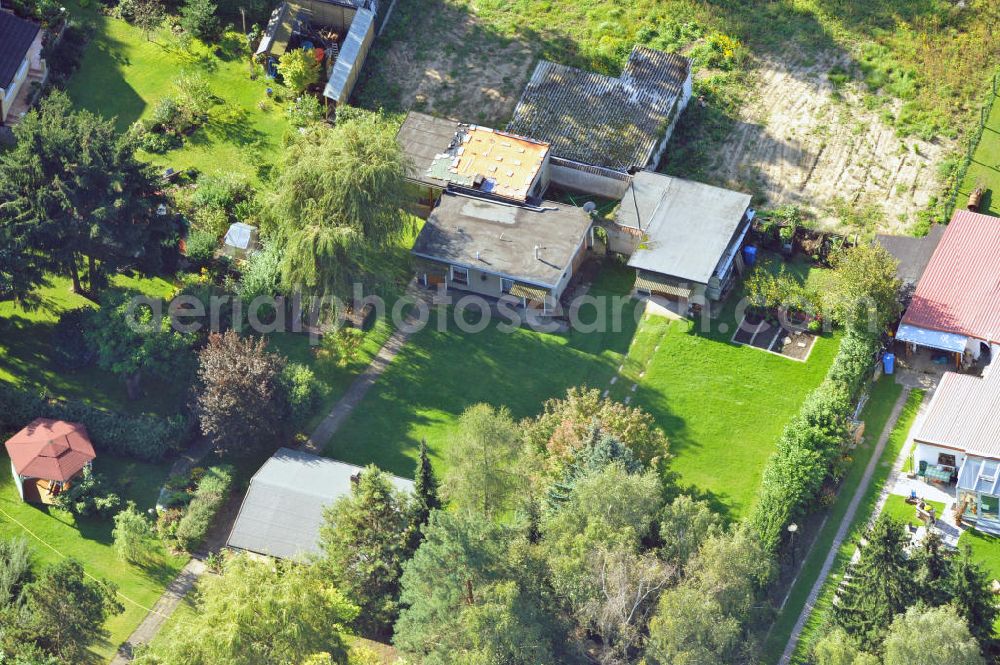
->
[[583, 201, 597, 213]]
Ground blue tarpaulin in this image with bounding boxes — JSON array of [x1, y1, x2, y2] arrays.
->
[[895, 323, 967, 353]]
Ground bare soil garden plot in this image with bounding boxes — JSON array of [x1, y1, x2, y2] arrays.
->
[[732, 313, 817, 362]]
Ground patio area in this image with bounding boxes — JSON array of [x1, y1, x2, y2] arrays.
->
[[3, 66, 46, 126]]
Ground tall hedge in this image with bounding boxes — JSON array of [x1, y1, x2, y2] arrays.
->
[[749, 332, 879, 553], [0, 384, 192, 462]]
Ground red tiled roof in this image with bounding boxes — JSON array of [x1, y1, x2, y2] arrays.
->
[[901, 210, 1000, 343], [4, 419, 96, 482]]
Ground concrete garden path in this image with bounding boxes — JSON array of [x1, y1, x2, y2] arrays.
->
[[777, 386, 913, 664]]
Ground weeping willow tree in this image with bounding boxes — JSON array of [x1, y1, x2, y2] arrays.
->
[[267, 111, 411, 301]]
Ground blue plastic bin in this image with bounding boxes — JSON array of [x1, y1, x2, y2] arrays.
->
[[883, 352, 895, 375], [743, 245, 757, 267]]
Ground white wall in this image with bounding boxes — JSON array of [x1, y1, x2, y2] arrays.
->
[[548, 160, 632, 199], [913, 442, 965, 473]]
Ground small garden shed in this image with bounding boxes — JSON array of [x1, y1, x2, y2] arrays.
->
[[4, 419, 96, 504], [223, 222, 260, 259]]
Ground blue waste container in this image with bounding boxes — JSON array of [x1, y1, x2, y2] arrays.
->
[[743, 245, 757, 267], [883, 352, 895, 375]]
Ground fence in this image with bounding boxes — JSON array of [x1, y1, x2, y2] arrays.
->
[[943, 70, 999, 220]]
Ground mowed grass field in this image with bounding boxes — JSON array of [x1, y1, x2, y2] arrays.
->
[[63, 0, 292, 180], [325, 259, 839, 518], [0, 454, 187, 662], [958, 86, 1000, 217]]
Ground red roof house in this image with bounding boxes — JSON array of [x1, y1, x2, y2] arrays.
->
[[897, 210, 1000, 358], [4, 419, 96, 503]]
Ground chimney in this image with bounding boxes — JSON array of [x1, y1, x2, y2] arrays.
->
[[534, 245, 541, 260]]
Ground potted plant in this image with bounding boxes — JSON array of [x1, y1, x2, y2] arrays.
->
[[779, 224, 795, 255]]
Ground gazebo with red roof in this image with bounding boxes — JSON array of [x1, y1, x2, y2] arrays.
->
[[4, 419, 96, 504]]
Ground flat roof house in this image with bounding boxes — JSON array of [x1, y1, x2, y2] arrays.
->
[[614, 171, 753, 305], [896, 210, 1000, 364], [0, 10, 47, 126], [396, 112, 551, 205], [911, 370, 1000, 532], [227, 447, 414, 560], [507, 46, 692, 198], [411, 191, 593, 312]]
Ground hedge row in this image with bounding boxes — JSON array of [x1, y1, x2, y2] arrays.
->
[[749, 332, 880, 553], [172, 465, 233, 552], [0, 383, 193, 462]]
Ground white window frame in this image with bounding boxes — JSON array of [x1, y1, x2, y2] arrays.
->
[[451, 266, 469, 285]]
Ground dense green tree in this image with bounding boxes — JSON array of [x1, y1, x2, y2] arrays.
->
[[522, 387, 670, 474], [833, 514, 916, 651], [194, 331, 289, 456], [543, 427, 641, 509], [826, 243, 901, 337], [131, 0, 165, 40], [443, 404, 523, 519], [645, 584, 742, 665], [686, 525, 773, 625], [21, 559, 123, 663], [319, 466, 413, 639], [912, 531, 951, 607], [813, 628, 878, 665], [0, 538, 32, 608], [883, 605, 985, 665], [394, 511, 566, 665], [134, 554, 357, 665], [84, 291, 193, 399], [541, 463, 664, 617], [0, 92, 180, 295], [267, 115, 410, 299], [179, 0, 219, 40], [659, 494, 724, 570], [948, 545, 999, 648]]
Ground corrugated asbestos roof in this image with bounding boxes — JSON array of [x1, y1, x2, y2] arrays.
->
[[914, 370, 1000, 459], [506, 46, 690, 172], [618, 171, 751, 284], [901, 210, 1000, 343], [227, 448, 414, 560], [0, 11, 40, 90]]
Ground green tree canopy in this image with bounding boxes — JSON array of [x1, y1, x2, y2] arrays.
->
[[826, 243, 901, 338], [276, 48, 321, 93], [135, 554, 358, 665], [443, 404, 524, 519], [267, 114, 410, 300], [883, 605, 985, 665], [319, 466, 413, 639], [0, 92, 180, 297]]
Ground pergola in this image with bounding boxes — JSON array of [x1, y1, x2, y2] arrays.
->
[[4, 419, 96, 504]]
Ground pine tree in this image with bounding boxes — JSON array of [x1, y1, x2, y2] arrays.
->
[[948, 545, 998, 649], [407, 439, 440, 554], [832, 514, 917, 651], [912, 530, 952, 607]]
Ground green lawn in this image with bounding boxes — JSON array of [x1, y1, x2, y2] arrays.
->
[[959, 529, 1000, 582], [790, 388, 927, 664], [0, 452, 187, 662], [0, 274, 185, 416], [325, 257, 838, 518], [762, 376, 904, 662], [958, 86, 1000, 217], [64, 1, 292, 180]]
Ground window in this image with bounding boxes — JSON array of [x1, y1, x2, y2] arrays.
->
[[451, 267, 469, 285], [938, 453, 956, 468], [501, 278, 514, 294]]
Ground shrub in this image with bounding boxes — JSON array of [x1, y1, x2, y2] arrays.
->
[[171, 465, 233, 551], [43, 21, 87, 84], [238, 240, 282, 302], [185, 227, 218, 266], [173, 71, 214, 120], [277, 48, 321, 93], [138, 129, 183, 154], [286, 95, 323, 127], [113, 501, 157, 564], [281, 362, 320, 422], [150, 96, 182, 129], [55, 466, 121, 518]]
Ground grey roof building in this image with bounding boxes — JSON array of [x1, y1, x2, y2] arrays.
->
[[227, 448, 414, 560], [876, 223, 946, 289], [507, 46, 692, 174], [615, 171, 753, 302], [411, 192, 593, 310], [0, 12, 38, 91]]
